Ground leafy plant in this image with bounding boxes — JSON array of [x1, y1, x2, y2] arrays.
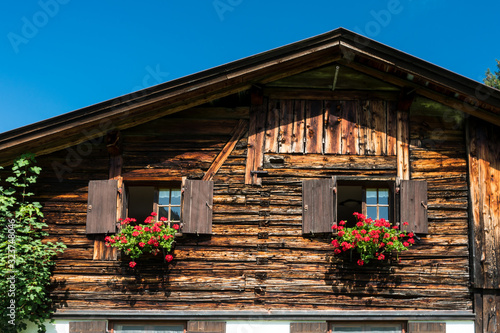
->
[[105, 212, 178, 268], [331, 212, 414, 266], [484, 59, 500, 90], [0, 154, 66, 333]]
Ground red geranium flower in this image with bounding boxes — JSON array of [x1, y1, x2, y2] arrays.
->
[[165, 254, 174, 262], [129, 261, 137, 268]]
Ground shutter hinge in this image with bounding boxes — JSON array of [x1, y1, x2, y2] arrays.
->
[[421, 201, 428, 210], [206, 201, 213, 210]]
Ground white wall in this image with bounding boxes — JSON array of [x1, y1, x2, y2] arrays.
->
[[446, 321, 475, 333], [226, 321, 291, 333], [34, 319, 475, 333]]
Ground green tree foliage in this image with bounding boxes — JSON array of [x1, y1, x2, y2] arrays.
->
[[484, 59, 500, 89], [0, 154, 66, 333]]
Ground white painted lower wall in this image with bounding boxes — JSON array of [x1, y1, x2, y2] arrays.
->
[[24, 319, 475, 333]]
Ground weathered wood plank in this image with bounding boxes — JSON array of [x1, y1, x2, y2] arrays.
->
[[305, 100, 324, 154], [324, 100, 342, 154]]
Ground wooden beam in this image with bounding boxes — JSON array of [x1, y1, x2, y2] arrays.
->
[[263, 87, 399, 101], [396, 89, 413, 180], [202, 119, 248, 181]]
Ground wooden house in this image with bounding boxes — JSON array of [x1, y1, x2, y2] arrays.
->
[[0, 28, 499, 333]]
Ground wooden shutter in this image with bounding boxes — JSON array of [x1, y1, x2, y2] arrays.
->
[[187, 321, 225, 333], [400, 179, 428, 234], [182, 179, 214, 234], [408, 322, 446, 333], [302, 177, 336, 234], [69, 321, 107, 333], [86, 179, 118, 234], [290, 322, 328, 333]]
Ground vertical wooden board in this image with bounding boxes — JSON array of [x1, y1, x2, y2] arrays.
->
[[482, 291, 499, 333], [371, 99, 387, 155], [265, 99, 280, 153], [86, 179, 118, 234], [324, 100, 342, 154], [245, 99, 267, 185], [187, 321, 226, 333], [474, 292, 484, 333], [302, 178, 335, 234], [292, 99, 306, 153], [400, 180, 428, 234], [387, 101, 398, 156], [305, 100, 324, 154], [467, 121, 484, 287], [182, 179, 213, 234], [279, 99, 294, 153], [290, 322, 328, 333], [407, 322, 446, 333], [69, 321, 107, 333], [357, 100, 370, 155], [341, 100, 359, 155], [397, 110, 410, 179]]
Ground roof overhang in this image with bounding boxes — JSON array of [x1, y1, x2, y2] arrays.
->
[[0, 28, 499, 164]]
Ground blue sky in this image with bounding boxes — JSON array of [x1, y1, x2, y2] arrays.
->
[[0, 1, 499, 134]]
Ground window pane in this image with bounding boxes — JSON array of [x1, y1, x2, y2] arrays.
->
[[170, 206, 181, 221], [332, 327, 363, 332], [366, 189, 377, 205], [158, 189, 171, 205], [115, 325, 184, 333], [368, 326, 401, 332], [170, 189, 181, 205], [366, 206, 377, 219], [128, 186, 155, 223], [378, 189, 389, 205], [379, 206, 389, 220], [158, 206, 169, 220]]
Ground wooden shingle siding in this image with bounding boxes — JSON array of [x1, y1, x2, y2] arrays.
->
[[302, 177, 336, 234], [290, 322, 328, 333], [182, 179, 214, 234], [69, 321, 107, 333], [187, 321, 226, 333], [400, 180, 428, 234], [86, 179, 118, 234]]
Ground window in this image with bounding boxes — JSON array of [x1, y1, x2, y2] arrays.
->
[[86, 179, 214, 235], [127, 186, 181, 224], [331, 323, 402, 332], [337, 184, 391, 226], [113, 324, 184, 333], [302, 177, 428, 235]]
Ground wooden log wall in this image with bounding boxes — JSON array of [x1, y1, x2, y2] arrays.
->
[[29, 94, 471, 313]]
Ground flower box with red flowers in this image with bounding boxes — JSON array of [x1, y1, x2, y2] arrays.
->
[[331, 212, 415, 266], [105, 212, 178, 268]]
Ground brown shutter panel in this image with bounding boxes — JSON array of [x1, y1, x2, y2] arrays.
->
[[302, 177, 336, 234], [69, 321, 107, 333], [400, 179, 428, 234], [182, 179, 214, 234], [408, 322, 446, 333], [187, 321, 226, 333], [86, 179, 118, 234], [290, 322, 328, 333]]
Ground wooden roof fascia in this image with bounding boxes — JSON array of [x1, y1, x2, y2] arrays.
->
[[337, 33, 500, 122], [337, 30, 500, 108]]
